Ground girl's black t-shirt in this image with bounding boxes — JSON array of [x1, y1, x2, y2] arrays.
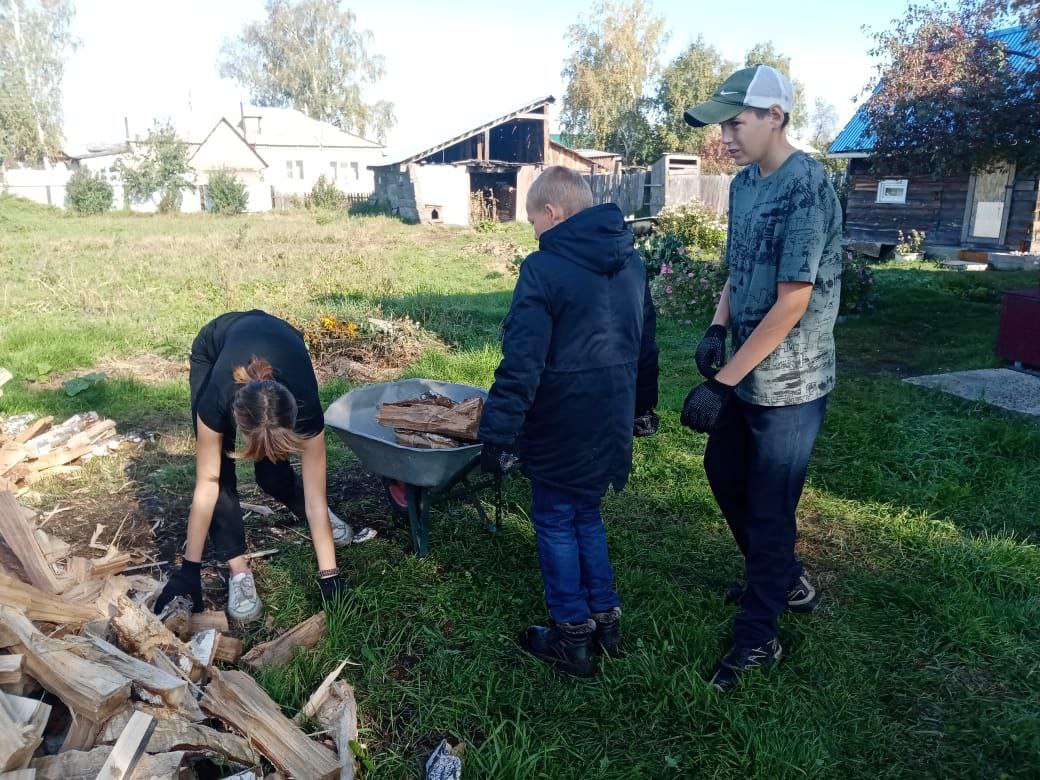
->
[[191, 310, 323, 439]]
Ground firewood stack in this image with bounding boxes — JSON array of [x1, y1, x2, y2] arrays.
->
[[0, 490, 358, 779], [376, 393, 484, 449], [0, 411, 124, 495]]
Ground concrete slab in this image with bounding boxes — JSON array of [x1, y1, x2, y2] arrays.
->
[[941, 259, 988, 272], [988, 252, 1040, 271], [905, 368, 1040, 417]]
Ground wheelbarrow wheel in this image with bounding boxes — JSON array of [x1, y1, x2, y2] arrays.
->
[[381, 478, 410, 520]]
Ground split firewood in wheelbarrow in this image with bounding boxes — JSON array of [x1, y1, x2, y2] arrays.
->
[[376, 393, 484, 447]]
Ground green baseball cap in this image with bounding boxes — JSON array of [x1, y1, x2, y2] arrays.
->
[[684, 64, 794, 127]]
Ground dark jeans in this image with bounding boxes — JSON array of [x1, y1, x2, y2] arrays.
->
[[189, 339, 306, 562], [704, 394, 827, 647], [530, 482, 620, 625]]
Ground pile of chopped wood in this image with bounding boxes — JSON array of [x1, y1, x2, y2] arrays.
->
[[376, 393, 484, 449], [0, 489, 359, 779], [0, 411, 125, 496]]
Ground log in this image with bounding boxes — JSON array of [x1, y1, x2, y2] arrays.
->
[[100, 707, 259, 767], [188, 629, 217, 668], [13, 418, 53, 445], [0, 448, 28, 477], [95, 710, 156, 780], [65, 419, 117, 451], [200, 668, 340, 780], [0, 607, 131, 722], [147, 652, 204, 723], [75, 633, 186, 709], [59, 714, 103, 753], [241, 611, 326, 670], [294, 660, 357, 780], [110, 595, 191, 660], [31, 747, 184, 780], [20, 413, 98, 458], [0, 655, 22, 685], [394, 430, 463, 449], [3, 694, 50, 764], [0, 570, 100, 625], [68, 549, 131, 583], [0, 493, 60, 594], [214, 634, 243, 663], [25, 442, 96, 474], [192, 610, 229, 634], [240, 502, 274, 517], [31, 530, 69, 565], [0, 691, 36, 772], [376, 395, 483, 441]]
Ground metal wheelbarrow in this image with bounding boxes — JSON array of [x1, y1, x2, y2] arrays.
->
[[324, 378, 502, 555]]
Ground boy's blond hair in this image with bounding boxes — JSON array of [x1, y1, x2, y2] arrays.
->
[[527, 166, 594, 219]]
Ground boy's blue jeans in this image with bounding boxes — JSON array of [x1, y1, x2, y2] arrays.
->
[[704, 394, 827, 647], [530, 482, 620, 625]]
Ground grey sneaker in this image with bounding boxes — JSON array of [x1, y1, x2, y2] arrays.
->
[[725, 574, 820, 613], [329, 509, 354, 547], [227, 571, 263, 622]]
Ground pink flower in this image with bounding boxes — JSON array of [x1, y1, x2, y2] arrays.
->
[[687, 272, 694, 278], [700, 278, 710, 289], [665, 286, 673, 294], [661, 264, 672, 274], [678, 246, 689, 256]]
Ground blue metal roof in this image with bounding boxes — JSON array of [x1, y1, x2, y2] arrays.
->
[[829, 25, 1039, 155]]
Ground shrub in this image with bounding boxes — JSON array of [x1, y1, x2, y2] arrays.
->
[[637, 230, 686, 277], [348, 198, 393, 217], [655, 203, 727, 255], [311, 174, 347, 211], [207, 170, 248, 215], [840, 254, 879, 314], [649, 251, 729, 322], [65, 168, 113, 215]]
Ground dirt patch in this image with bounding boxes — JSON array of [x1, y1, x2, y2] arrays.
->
[[34, 354, 188, 391], [464, 237, 525, 277]]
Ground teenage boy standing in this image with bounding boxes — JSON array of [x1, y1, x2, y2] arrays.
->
[[679, 64, 843, 692]]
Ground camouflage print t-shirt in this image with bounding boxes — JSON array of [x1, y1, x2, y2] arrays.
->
[[725, 151, 843, 406]]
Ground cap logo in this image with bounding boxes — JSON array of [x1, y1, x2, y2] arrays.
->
[[718, 90, 740, 96]]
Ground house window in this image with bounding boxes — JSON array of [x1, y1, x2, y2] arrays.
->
[[286, 160, 304, 180], [350, 162, 359, 180], [329, 161, 338, 180], [876, 179, 908, 204]]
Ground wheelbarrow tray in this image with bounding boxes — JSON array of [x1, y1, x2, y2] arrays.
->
[[324, 378, 487, 489]]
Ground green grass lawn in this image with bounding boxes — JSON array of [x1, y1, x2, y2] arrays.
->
[[2, 195, 1038, 779]]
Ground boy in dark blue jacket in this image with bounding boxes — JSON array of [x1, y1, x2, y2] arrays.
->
[[479, 166, 659, 678]]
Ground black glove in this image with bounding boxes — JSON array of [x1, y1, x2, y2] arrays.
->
[[480, 442, 520, 475], [680, 378, 735, 433], [318, 573, 350, 603], [695, 324, 728, 379], [153, 560, 203, 614], [633, 411, 660, 437]]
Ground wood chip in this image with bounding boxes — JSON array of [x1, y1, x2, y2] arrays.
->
[[0, 492, 61, 594], [95, 710, 156, 780]]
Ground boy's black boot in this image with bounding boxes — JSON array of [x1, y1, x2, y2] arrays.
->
[[519, 618, 597, 678], [591, 606, 622, 657]]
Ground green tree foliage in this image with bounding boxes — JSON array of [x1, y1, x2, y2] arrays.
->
[[218, 0, 395, 142], [117, 121, 192, 212], [560, 0, 667, 164], [655, 37, 735, 157], [743, 41, 808, 131], [0, 0, 75, 166]]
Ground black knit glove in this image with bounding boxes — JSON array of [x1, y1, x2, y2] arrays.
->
[[680, 379, 735, 433], [480, 442, 520, 475], [153, 560, 204, 614], [695, 324, 728, 379], [633, 411, 660, 437], [318, 573, 350, 603]]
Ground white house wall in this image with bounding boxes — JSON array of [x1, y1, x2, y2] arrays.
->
[[190, 122, 266, 184], [259, 145, 383, 196], [410, 164, 470, 226]]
